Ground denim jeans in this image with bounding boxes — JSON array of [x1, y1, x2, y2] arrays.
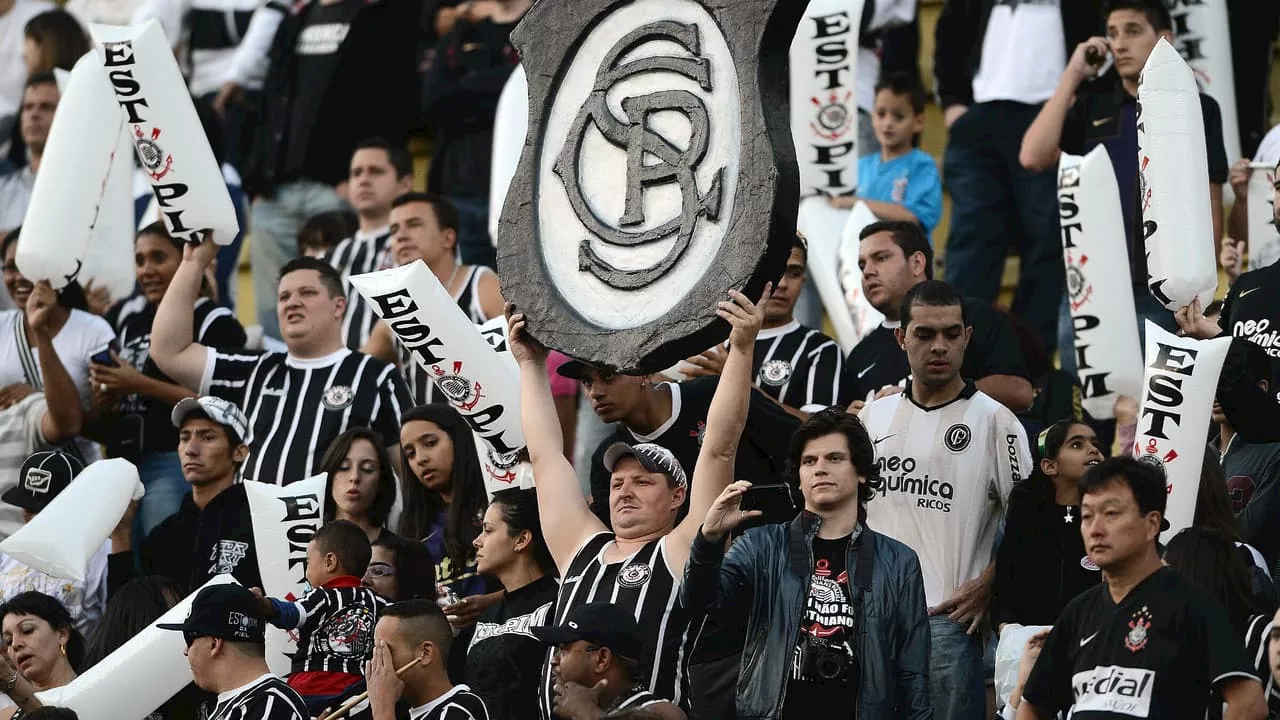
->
[[929, 615, 986, 720], [942, 101, 1063, 354], [134, 451, 187, 540], [250, 181, 349, 340], [449, 195, 496, 269]]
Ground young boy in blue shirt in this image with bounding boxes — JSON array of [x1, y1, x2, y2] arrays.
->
[[833, 72, 943, 239]]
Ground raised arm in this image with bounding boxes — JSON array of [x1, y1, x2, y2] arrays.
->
[[668, 286, 768, 574], [1020, 38, 1107, 171], [151, 237, 217, 392], [27, 283, 83, 442], [507, 307, 605, 573]]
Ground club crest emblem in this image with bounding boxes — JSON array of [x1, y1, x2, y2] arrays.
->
[[1125, 606, 1152, 652], [944, 424, 972, 453], [618, 562, 652, 588], [133, 126, 174, 181], [1080, 555, 1100, 572], [322, 385, 354, 411], [760, 359, 792, 387]]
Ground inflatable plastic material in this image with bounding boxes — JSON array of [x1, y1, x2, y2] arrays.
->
[[837, 200, 887, 345], [0, 458, 141, 581], [16, 53, 125, 290], [244, 474, 327, 677], [993, 624, 1052, 711], [489, 66, 527, 244], [796, 197, 856, 352], [1057, 149, 1144, 419], [1133, 322, 1230, 542], [89, 20, 239, 245], [34, 574, 238, 720], [1247, 163, 1280, 271], [80, 124, 139, 301], [350, 262, 526, 488], [1173, 0, 1240, 171], [1136, 38, 1217, 311], [790, 0, 865, 197]]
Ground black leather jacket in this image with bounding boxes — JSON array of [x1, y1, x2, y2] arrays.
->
[[681, 512, 933, 719]]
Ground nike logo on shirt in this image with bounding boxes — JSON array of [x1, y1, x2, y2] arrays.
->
[[857, 363, 877, 379], [1080, 632, 1099, 647], [1092, 117, 1113, 127], [1240, 287, 1260, 298], [874, 435, 895, 445]]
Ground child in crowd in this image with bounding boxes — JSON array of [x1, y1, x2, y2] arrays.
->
[[254, 519, 389, 714], [832, 72, 943, 239], [297, 210, 360, 259]]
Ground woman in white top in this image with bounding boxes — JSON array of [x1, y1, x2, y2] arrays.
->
[[0, 229, 115, 463]]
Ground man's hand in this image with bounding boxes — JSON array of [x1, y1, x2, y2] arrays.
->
[[365, 641, 405, 715], [701, 481, 763, 543], [721, 284, 769, 354], [183, 234, 219, 270], [683, 345, 727, 378], [247, 587, 277, 619], [0, 384, 36, 410], [213, 82, 245, 115], [26, 280, 57, 337], [874, 385, 905, 400], [1174, 296, 1221, 340], [1229, 158, 1251, 198], [506, 304, 550, 368], [1066, 37, 1110, 83], [929, 571, 992, 634], [552, 678, 607, 720], [944, 105, 968, 128], [1220, 237, 1244, 284], [441, 591, 501, 629]]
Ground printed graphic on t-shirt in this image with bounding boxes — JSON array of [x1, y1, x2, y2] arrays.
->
[[313, 604, 375, 658], [210, 540, 249, 575], [1231, 317, 1280, 359], [296, 22, 350, 55], [874, 453, 956, 513], [1226, 475, 1256, 512], [802, 563, 853, 638], [1071, 665, 1155, 717]]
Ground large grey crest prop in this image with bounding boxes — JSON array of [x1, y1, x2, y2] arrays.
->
[[497, 0, 804, 374]]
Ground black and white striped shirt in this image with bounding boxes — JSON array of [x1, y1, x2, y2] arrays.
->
[[612, 686, 666, 712], [327, 229, 392, 350], [546, 533, 693, 710], [284, 582, 388, 675], [201, 347, 410, 485], [400, 266, 496, 405], [409, 684, 491, 720], [207, 673, 309, 720], [751, 321, 845, 412]]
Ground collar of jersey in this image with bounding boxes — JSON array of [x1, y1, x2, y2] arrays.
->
[[628, 382, 682, 442], [410, 684, 473, 719], [756, 320, 801, 340], [320, 575, 364, 589], [901, 379, 978, 412], [880, 320, 901, 330], [355, 225, 390, 242], [286, 347, 351, 369], [214, 673, 275, 708]]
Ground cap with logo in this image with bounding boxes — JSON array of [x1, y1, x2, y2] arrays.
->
[[156, 584, 265, 644], [555, 359, 609, 381], [171, 396, 249, 445], [602, 442, 687, 488], [531, 602, 644, 660], [1, 450, 84, 513]]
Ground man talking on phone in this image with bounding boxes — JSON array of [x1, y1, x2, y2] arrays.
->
[[680, 409, 931, 719]]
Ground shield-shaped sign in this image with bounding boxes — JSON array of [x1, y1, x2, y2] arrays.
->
[[496, 0, 805, 374]]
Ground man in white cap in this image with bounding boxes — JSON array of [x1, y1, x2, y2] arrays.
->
[[108, 396, 261, 595]]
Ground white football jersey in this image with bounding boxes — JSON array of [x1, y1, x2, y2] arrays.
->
[[859, 382, 1031, 607]]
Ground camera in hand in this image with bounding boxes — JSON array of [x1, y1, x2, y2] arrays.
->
[[798, 636, 855, 685]]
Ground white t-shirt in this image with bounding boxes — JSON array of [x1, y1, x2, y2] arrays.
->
[[860, 383, 1031, 608], [1253, 124, 1280, 165], [0, 540, 109, 639], [972, 1, 1066, 105], [0, 0, 55, 119]]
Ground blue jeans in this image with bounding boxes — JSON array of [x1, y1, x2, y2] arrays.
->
[[250, 181, 349, 340], [135, 451, 187, 539], [943, 101, 1062, 354], [929, 615, 986, 720], [449, 195, 496, 269]]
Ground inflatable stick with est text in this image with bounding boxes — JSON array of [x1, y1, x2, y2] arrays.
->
[[790, 0, 864, 198], [89, 20, 239, 245], [837, 200, 887, 347], [0, 458, 142, 582], [489, 66, 528, 244], [1247, 163, 1280, 272], [1133, 322, 1230, 542], [351, 262, 526, 491], [1136, 38, 1217, 311], [244, 474, 327, 677], [1057, 148, 1143, 419], [1168, 0, 1240, 170], [34, 575, 238, 720], [796, 197, 856, 352]]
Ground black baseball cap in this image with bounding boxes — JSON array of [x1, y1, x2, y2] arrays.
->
[[603, 442, 687, 488], [556, 359, 611, 381], [531, 602, 643, 660], [157, 584, 265, 644], [2, 451, 83, 513]]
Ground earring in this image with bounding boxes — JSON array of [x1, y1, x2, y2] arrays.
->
[[59, 644, 65, 656]]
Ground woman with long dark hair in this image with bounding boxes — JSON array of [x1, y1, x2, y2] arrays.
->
[[21, 11, 89, 76], [90, 222, 246, 536], [1195, 454, 1275, 609], [466, 488, 558, 719], [992, 420, 1104, 629], [318, 428, 398, 543], [0, 592, 83, 719], [362, 534, 435, 602], [397, 404, 495, 617]]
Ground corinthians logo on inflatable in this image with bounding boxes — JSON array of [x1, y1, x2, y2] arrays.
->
[[498, 0, 804, 373]]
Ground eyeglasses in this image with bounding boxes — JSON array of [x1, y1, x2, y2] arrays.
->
[[365, 562, 396, 578]]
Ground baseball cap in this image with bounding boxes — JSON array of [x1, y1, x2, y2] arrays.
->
[[1, 451, 83, 513], [156, 584, 265, 644], [603, 442, 687, 488], [556, 359, 610, 382], [172, 397, 249, 444], [531, 602, 643, 660]]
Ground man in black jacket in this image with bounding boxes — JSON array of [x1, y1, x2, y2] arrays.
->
[[243, 0, 420, 341], [108, 396, 260, 595], [933, 0, 1102, 355]]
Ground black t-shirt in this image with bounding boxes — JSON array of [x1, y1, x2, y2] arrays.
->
[[285, 0, 362, 181], [844, 297, 1028, 400], [782, 534, 857, 719], [1061, 72, 1229, 291], [109, 296, 246, 457], [1219, 262, 1280, 400], [465, 575, 556, 720], [1022, 567, 1257, 719]]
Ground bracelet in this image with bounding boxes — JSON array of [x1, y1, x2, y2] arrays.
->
[[3, 670, 18, 694]]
